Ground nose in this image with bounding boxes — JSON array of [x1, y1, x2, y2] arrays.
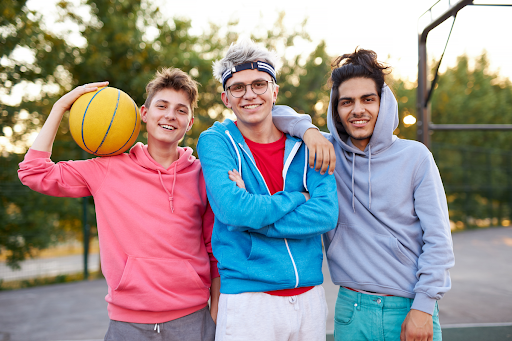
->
[[164, 108, 177, 120], [243, 84, 257, 99], [353, 101, 365, 115]]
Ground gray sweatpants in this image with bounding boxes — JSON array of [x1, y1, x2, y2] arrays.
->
[[104, 306, 215, 341]]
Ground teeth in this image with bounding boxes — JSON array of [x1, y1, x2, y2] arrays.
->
[[244, 104, 260, 109], [160, 125, 175, 130], [352, 120, 368, 124]]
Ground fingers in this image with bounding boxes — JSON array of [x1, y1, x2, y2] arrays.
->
[[79, 81, 109, 93], [327, 143, 336, 174], [302, 128, 336, 175], [307, 144, 336, 175], [314, 148, 324, 172], [228, 170, 246, 190], [308, 146, 317, 169], [228, 170, 241, 179]]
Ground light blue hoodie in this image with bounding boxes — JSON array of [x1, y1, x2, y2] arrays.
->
[[197, 119, 338, 294], [272, 84, 455, 315]]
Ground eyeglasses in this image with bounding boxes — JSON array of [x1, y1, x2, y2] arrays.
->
[[226, 80, 274, 98]]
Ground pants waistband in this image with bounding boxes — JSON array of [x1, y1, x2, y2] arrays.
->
[[338, 286, 413, 310]]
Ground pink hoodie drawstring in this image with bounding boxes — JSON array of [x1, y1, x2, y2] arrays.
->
[[157, 163, 177, 213]]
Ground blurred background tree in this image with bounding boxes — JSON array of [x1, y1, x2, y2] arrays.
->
[[1, 0, 511, 269]]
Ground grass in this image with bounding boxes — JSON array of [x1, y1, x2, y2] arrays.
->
[[0, 270, 103, 291]]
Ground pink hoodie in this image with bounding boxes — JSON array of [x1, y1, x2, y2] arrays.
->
[[18, 142, 219, 323]]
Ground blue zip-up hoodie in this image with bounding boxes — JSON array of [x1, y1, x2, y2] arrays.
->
[[272, 84, 455, 315], [197, 119, 338, 294]]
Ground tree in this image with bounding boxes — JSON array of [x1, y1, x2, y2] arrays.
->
[[1, 0, 204, 268], [430, 53, 512, 227], [1, 0, 335, 268], [388, 53, 512, 228]]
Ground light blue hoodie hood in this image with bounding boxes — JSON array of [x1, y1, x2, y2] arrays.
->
[[326, 84, 399, 212]]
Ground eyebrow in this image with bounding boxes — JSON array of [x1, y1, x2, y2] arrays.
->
[[229, 78, 269, 85], [154, 99, 190, 110], [338, 93, 378, 102]]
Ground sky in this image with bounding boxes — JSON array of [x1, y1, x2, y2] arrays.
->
[[26, 0, 512, 82], [155, 0, 512, 82], [3, 0, 511, 153]]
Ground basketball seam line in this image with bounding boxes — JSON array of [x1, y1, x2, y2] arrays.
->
[[82, 87, 108, 153], [96, 99, 139, 156], [94, 90, 121, 154]]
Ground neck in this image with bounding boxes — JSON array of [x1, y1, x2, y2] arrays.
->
[[236, 117, 282, 144], [147, 138, 180, 169], [350, 138, 370, 152]]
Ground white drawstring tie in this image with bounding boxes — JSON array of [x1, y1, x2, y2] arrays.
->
[[154, 323, 160, 333]]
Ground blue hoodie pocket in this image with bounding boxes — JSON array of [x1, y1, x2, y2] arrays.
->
[[112, 255, 210, 312], [246, 234, 293, 285]]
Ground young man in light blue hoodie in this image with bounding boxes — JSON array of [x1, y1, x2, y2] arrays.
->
[[272, 48, 455, 341], [196, 39, 338, 341]]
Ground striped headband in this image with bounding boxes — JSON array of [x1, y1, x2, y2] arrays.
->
[[221, 61, 277, 90]]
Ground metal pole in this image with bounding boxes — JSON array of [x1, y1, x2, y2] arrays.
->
[[417, 37, 429, 147], [82, 149, 90, 280], [82, 196, 90, 280], [486, 152, 493, 225]]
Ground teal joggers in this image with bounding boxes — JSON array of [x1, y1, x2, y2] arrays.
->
[[334, 287, 442, 341]]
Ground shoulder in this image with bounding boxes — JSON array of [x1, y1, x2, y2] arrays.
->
[[395, 138, 432, 158], [199, 120, 232, 139]]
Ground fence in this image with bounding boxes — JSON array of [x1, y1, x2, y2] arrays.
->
[[432, 143, 512, 229]]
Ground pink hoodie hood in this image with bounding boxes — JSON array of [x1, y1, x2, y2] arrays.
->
[[129, 142, 196, 212]]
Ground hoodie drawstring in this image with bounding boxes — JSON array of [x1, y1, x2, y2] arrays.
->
[[226, 130, 242, 176], [351, 152, 356, 213], [350, 146, 373, 213], [368, 145, 372, 210], [157, 164, 177, 213], [303, 145, 308, 191], [154, 323, 160, 333]]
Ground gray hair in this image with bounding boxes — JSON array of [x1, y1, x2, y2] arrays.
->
[[212, 39, 280, 83]]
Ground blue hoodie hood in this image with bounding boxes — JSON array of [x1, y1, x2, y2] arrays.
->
[[197, 119, 338, 294]]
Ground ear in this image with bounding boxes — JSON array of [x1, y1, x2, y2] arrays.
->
[[186, 116, 194, 132], [221, 91, 232, 108], [272, 84, 279, 104], [140, 105, 148, 123]]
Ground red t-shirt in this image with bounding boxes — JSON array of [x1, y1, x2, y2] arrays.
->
[[243, 130, 313, 297]]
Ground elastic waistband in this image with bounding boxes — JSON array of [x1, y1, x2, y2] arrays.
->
[[338, 286, 412, 310], [107, 302, 208, 324]]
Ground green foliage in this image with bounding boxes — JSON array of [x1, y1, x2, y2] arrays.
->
[[0, 0, 334, 269], [429, 54, 512, 228], [5, 0, 509, 270], [278, 41, 332, 131], [389, 78, 416, 140], [390, 53, 512, 228], [0, 153, 86, 269], [0, 270, 103, 290]]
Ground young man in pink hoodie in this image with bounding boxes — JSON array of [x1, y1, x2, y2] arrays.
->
[[18, 68, 220, 341]]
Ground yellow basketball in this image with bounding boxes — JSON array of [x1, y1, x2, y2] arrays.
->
[[69, 87, 141, 156]]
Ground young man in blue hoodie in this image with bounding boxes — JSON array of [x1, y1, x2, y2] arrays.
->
[[272, 49, 455, 341], [196, 39, 338, 341]]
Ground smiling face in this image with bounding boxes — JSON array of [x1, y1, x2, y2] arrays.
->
[[141, 88, 194, 150], [221, 67, 278, 129], [336, 77, 381, 151]]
